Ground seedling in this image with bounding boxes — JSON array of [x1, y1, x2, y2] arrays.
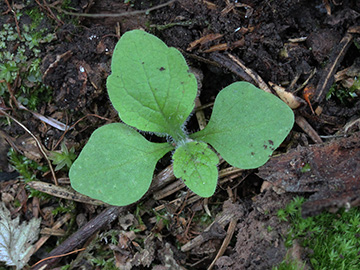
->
[[69, 30, 294, 206], [49, 141, 76, 171]]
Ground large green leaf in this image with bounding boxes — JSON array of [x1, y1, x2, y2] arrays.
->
[[69, 123, 173, 206], [172, 141, 219, 197], [107, 30, 197, 141], [191, 82, 294, 169]]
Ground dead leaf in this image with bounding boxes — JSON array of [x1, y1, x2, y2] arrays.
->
[[0, 202, 41, 269]]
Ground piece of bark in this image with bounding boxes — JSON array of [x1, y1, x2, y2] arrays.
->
[[257, 132, 360, 216]]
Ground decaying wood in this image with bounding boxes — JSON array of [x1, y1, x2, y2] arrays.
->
[[257, 132, 360, 217], [147, 164, 175, 194]]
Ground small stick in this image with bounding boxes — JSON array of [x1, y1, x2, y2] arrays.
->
[[295, 115, 323, 144], [315, 32, 353, 103], [147, 164, 175, 194], [181, 211, 235, 252], [53, 113, 113, 149], [227, 53, 272, 93], [207, 217, 237, 270], [153, 167, 243, 200], [195, 97, 207, 130], [153, 179, 185, 200], [33, 213, 72, 254], [209, 52, 254, 83], [32, 206, 124, 270]]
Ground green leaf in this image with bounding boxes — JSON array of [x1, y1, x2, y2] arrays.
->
[[172, 141, 219, 197], [191, 82, 294, 169], [107, 30, 197, 141], [69, 123, 174, 206], [49, 142, 76, 171]]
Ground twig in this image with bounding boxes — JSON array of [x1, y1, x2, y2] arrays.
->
[[294, 68, 317, 94], [0, 109, 58, 185], [209, 52, 254, 83], [181, 210, 234, 252], [195, 97, 207, 130], [32, 206, 124, 270], [17, 102, 70, 131], [154, 179, 186, 200], [61, 0, 176, 18], [154, 193, 200, 212], [33, 213, 72, 255], [315, 31, 353, 103], [207, 217, 237, 270], [29, 162, 179, 269], [295, 115, 323, 144], [154, 167, 243, 200], [54, 113, 113, 149], [4, 0, 22, 40], [227, 53, 272, 93], [35, 0, 64, 25], [147, 164, 175, 194]]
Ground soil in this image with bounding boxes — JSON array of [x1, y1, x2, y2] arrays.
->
[[1, 0, 360, 269]]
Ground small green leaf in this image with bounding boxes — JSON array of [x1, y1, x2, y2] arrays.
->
[[191, 82, 294, 169], [107, 30, 197, 141], [69, 123, 173, 206], [172, 141, 219, 197], [49, 142, 76, 171]]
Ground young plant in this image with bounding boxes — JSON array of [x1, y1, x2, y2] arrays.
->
[[49, 141, 77, 171], [69, 30, 294, 206]]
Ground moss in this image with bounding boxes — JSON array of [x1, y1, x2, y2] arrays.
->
[[276, 197, 360, 269], [0, 6, 55, 110]]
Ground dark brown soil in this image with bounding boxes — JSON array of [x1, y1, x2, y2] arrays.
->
[[1, 0, 360, 269]]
